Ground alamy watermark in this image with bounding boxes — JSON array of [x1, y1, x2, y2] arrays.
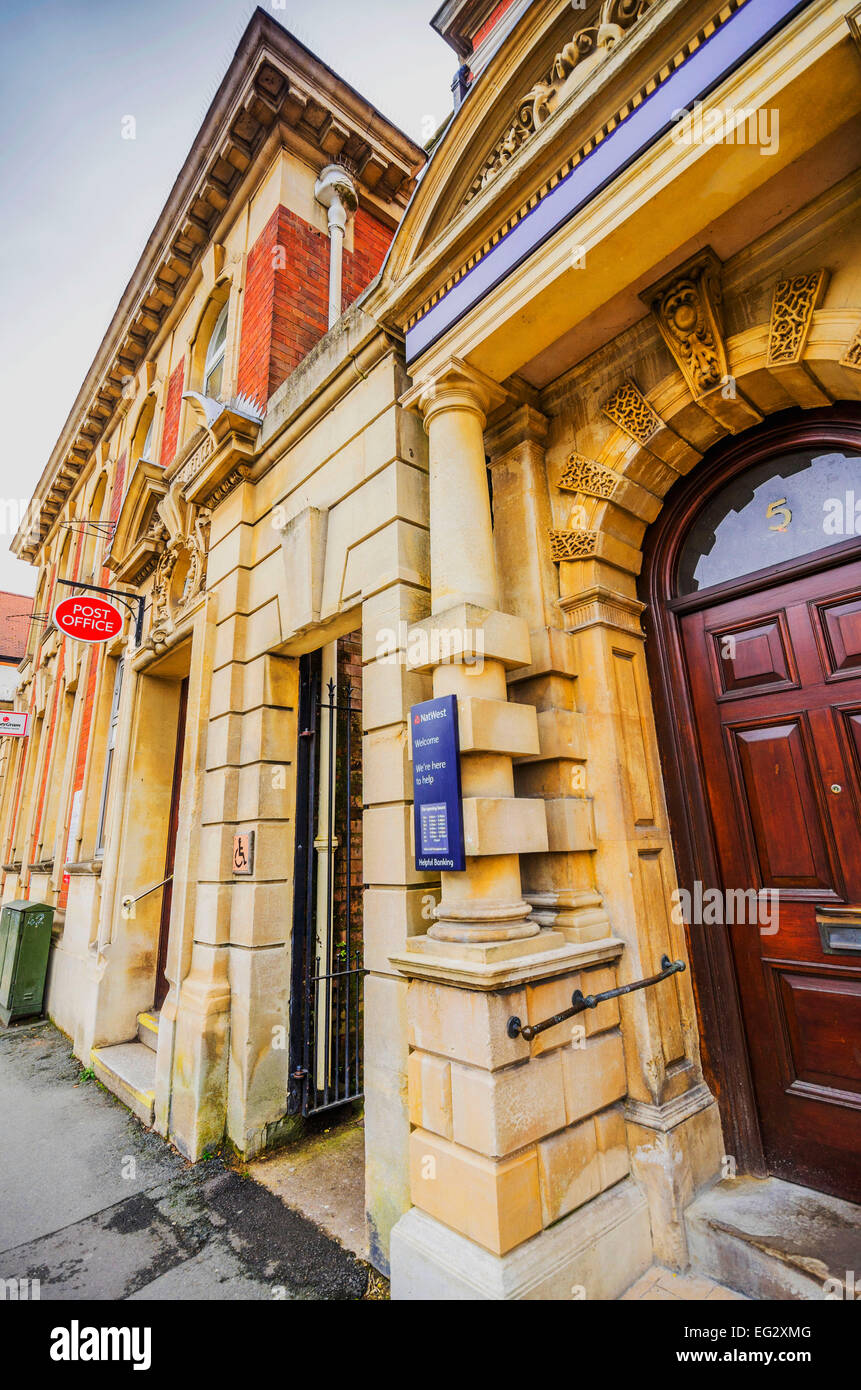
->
[[376, 621, 485, 672], [671, 881, 779, 935], [672, 102, 779, 155]]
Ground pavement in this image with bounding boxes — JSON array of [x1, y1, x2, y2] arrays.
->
[[248, 1113, 367, 1259], [620, 1265, 746, 1301], [0, 1020, 379, 1300]]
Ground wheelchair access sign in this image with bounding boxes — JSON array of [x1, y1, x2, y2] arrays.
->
[[410, 694, 466, 872]]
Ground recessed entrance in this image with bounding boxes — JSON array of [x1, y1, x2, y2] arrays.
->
[[155, 676, 188, 1010], [288, 632, 364, 1118], [643, 409, 861, 1204]]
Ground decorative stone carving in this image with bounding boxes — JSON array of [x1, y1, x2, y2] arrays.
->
[[642, 249, 727, 399], [557, 452, 618, 499], [602, 380, 663, 444], [465, 0, 654, 203], [766, 270, 826, 366], [146, 484, 211, 653], [200, 466, 248, 510], [549, 527, 598, 561], [175, 432, 215, 488], [840, 323, 861, 371], [559, 586, 645, 636]]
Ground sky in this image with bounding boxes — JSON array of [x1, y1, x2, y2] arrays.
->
[[0, 0, 456, 597]]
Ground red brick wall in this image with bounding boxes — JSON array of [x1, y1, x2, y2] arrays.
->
[[238, 206, 329, 406], [160, 359, 185, 467], [237, 203, 394, 406], [109, 451, 127, 529], [472, 0, 517, 50], [342, 207, 393, 312]]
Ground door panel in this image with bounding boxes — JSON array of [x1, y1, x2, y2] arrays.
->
[[710, 616, 796, 696], [816, 593, 861, 675], [680, 558, 861, 1201], [728, 720, 837, 890], [773, 967, 861, 1099]]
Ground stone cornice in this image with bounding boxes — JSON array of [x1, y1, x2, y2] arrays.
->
[[15, 9, 425, 565], [389, 932, 624, 989]]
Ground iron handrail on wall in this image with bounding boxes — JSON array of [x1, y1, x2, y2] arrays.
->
[[121, 873, 173, 908], [507, 954, 685, 1042]]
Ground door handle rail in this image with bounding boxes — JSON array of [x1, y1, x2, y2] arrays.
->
[[506, 954, 685, 1042]]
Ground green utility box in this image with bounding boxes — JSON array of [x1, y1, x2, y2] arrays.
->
[[0, 902, 54, 1026]]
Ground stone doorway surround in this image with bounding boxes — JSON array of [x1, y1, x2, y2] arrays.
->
[[387, 204, 861, 1294]]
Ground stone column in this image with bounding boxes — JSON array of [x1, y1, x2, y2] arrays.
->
[[486, 406, 611, 945], [389, 361, 652, 1300], [401, 360, 545, 945]]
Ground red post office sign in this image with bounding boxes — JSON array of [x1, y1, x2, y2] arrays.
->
[[0, 711, 29, 737], [54, 595, 123, 644]]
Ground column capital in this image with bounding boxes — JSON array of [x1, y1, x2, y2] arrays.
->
[[400, 356, 509, 430], [484, 404, 549, 464]]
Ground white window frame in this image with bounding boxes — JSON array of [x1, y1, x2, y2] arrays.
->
[[203, 303, 229, 399]]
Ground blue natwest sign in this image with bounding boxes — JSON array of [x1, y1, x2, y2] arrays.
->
[[411, 695, 466, 872]]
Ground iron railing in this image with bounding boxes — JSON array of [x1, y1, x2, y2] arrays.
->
[[289, 661, 364, 1116]]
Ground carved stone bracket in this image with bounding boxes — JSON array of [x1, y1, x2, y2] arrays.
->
[[173, 401, 260, 510], [642, 249, 727, 399], [465, 0, 654, 204], [549, 527, 598, 562], [766, 270, 827, 367], [602, 380, 664, 445], [557, 452, 619, 499], [146, 506, 211, 654]]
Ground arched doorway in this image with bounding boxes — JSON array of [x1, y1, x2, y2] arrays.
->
[[642, 406, 861, 1204]]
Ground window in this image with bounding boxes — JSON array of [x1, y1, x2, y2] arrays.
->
[[141, 412, 155, 462], [203, 303, 228, 399], [677, 447, 861, 595], [84, 476, 107, 582], [96, 659, 124, 854]]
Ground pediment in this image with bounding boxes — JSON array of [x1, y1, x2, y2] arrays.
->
[[104, 460, 169, 585], [384, 0, 658, 307]]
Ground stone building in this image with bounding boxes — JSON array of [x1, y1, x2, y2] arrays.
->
[[3, 0, 860, 1300]]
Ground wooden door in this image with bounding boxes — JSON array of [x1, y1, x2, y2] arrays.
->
[[680, 559, 861, 1200], [155, 678, 188, 1011]]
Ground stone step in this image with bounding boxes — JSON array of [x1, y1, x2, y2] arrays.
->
[[686, 1176, 861, 1301], [91, 1042, 156, 1127], [137, 1011, 159, 1052]]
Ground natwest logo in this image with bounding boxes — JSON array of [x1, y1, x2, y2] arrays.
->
[[53, 595, 123, 644], [0, 712, 29, 737]]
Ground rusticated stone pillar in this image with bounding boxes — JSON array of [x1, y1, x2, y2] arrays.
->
[[400, 359, 545, 944], [388, 361, 652, 1300]]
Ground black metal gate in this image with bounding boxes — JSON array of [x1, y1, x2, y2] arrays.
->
[[288, 646, 364, 1116]]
